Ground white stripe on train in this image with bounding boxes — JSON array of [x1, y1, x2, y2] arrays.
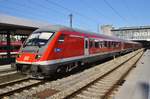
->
[[16, 50, 122, 65]]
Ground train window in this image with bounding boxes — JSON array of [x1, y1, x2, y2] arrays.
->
[[90, 39, 95, 48], [116, 42, 119, 47], [108, 41, 111, 48], [39, 32, 53, 40], [89, 40, 93, 48], [115, 42, 119, 48], [113, 42, 116, 48], [13, 46, 21, 50], [104, 41, 107, 47], [85, 40, 88, 49], [111, 42, 114, 48], [99, 41, 102, 48], [110, 42, 113, 48], [25, 32, 54, 47], [114, 42, 116, 48], [95, 41, 99, 48], [58, 34, 65, 43], [0, 46, 4, 50]]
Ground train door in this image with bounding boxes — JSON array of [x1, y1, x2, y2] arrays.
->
[[84, 38, 89, 56], [121, 41, 124, 51]]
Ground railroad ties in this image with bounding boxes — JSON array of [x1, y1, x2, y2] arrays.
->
[[0, 78, 44, 98], [49, 49, 143, 99], [69, 51, 143, 99], [0, 49, 144, 99]]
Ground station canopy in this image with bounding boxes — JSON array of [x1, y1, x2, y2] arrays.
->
[[0, 13, 51, 35]]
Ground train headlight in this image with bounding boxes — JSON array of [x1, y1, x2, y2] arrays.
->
[[17, 54, 21, 58], [35, 55, 41, 59]]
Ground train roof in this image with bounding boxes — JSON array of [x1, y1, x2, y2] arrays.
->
[[34, 25, 138, 43]]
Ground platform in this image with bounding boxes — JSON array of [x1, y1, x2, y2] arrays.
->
[[0, 64, 11, 71], [114, 49, 150, 99]]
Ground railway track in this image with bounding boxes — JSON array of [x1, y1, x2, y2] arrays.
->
[[0, 77, 45, 98], [68, 52, 142, 99], [0, 72, 27, 84], [0, 64, 17, 77], [0, 68, 16, 75], [49, 49, 143, 99], [1, 49, 143, 99]]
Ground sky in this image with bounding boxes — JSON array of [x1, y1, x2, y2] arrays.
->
[[0, 0, 150, 32]]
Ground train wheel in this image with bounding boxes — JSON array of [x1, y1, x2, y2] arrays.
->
[[56, 68, 61, 73], [56, 66, 66, 74], [66, 62, 79, 72]]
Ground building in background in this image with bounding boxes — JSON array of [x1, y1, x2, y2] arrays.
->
[[101, 25, 114, 36], [101, 25, 150, 48], [111, 26, 150, 41]]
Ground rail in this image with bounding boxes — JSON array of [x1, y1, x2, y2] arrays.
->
[[2, 49, 143, 98], [49, 49, 143, 99], [0, 78, 44, 98]]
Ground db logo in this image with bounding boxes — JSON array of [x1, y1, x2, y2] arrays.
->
[[24, 56, 29, 60]]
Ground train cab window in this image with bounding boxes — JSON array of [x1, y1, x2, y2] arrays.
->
[[25, 32, 54, 47], [58, 34, 65, 43]]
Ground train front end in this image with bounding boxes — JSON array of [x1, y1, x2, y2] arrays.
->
[[16, 30, 56, 79]]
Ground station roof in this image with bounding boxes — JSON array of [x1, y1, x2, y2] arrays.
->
[[0, 13, 50, 32], [112, 26, 150, 31]]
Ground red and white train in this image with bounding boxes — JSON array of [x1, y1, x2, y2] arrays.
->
[[16, 25, 142, 78]]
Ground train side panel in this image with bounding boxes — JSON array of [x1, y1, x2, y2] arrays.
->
[[15, 25, 142, 79]]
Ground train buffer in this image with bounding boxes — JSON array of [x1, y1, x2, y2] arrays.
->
[[114, 49, 150, 99]]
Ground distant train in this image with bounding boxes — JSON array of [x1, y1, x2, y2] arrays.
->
[[16, 25, 142, 79], [0, 41, 22, 53]]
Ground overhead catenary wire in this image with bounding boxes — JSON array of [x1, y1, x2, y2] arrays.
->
[[0, 0, 70, 25], [26, 0, 69, 24], [0, 4, 50, 21], [0, 0, 63, 21], [28, 0, 98, 29], [0, 0, 103, 31], [45, 0, 100, 24], [121, 0, 139, 25], [27, 0, 67, 17], [103, 0, 128, 24], [81, 0, 112, 22]]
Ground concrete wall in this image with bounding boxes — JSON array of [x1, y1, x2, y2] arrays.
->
[[101, 25, 114, 36], [112, 28, 150, 41], [101, 25, 150, 41]]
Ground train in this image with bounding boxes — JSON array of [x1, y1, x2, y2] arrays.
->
[[16, 25, 142, 79], [0, 41, 22, 53]]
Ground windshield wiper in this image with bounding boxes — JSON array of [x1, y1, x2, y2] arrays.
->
[[37, 42, 41, 48]]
